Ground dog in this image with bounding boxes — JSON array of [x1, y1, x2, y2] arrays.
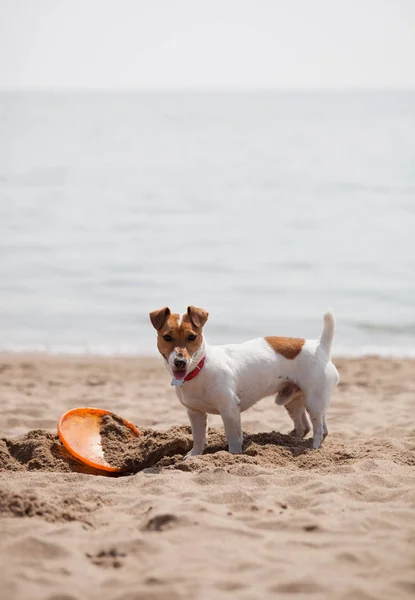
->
[[149, 306, 339, 455]]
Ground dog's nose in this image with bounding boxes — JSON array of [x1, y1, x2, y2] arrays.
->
[[174, 358, 186, 370]]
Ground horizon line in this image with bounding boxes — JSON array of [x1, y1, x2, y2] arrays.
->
[[1, 85, 415, 94]]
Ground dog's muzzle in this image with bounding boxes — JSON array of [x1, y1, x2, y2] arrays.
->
[[174, 358, 187, 370], [171, 355, 188, 380]]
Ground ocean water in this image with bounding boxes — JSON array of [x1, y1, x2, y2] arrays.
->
[[0, 91, 414, 356]]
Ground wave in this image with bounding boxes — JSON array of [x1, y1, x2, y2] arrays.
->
[[356, 322, 415, 334]]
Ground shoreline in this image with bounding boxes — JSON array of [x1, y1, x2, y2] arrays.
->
[[2, 349, 415, 360]]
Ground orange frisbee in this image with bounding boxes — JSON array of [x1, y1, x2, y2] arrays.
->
[[58, 407, 140, 473]]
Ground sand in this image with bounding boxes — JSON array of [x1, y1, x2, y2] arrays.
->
[[99, 415, 193, 472], [0, 354, 414, 600]]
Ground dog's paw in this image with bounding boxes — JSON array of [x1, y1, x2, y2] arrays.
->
[[289, 427, 311, 439], [183, 449, 203, 460]]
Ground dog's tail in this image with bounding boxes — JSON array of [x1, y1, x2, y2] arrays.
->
[[319, 310, 335, 356]]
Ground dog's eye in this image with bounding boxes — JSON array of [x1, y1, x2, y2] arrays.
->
[[188, 334, 197, 341], [163, 334, 173, 342]]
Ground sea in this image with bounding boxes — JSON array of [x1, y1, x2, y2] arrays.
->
[[0, 90, 414, 357]]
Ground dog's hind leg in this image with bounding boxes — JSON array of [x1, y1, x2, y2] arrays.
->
[[302, 409, 312, 438], [305, 390, 330, 449], [285, 393, 310, 438], [275, 382, 301, 406], [310, 413, 324, 449]]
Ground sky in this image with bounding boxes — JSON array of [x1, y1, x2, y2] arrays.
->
[[0, 0, 414, 90]]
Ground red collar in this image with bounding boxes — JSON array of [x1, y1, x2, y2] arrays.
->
[[184, 356, 206, 382]]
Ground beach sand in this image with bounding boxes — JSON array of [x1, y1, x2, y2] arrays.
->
[[0, 353, 414, 600]]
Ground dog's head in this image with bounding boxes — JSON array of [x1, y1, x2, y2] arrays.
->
[[149, 305, 209, 380]]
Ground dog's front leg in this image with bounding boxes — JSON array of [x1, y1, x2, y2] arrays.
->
[[218, 395, 243, 454], [186, 408, 207, 457]]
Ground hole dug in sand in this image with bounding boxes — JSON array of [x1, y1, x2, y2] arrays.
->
[[1, 414, 414, 478], [100, 413, 193, 470], [98, 414, 415, 473]]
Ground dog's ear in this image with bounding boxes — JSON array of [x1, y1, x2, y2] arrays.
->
[[187, 306, 209, 328], [149, 306, 171, 330]]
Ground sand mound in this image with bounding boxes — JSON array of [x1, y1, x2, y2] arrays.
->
[[100, 413, 193, 470], [2, 424, 413, 476], [156, 429, 415, 473], [1, 429, 71, 472], [99, 415, 415, 474], [0, 430, 109, 475]]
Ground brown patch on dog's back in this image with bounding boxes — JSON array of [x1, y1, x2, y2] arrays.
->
[[265, 336, 305, 360]]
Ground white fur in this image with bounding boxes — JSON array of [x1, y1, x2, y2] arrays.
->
[[163, 312, 339, 454], [167, 350, 178, 370]]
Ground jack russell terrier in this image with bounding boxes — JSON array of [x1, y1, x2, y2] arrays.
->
[[149, 306, 339, 455]]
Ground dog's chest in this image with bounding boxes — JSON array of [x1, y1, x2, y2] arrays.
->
[[175, 385, 220, 414]]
